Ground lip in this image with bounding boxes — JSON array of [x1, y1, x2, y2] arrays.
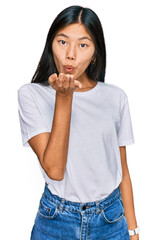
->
[[63, 65, 76, 73]]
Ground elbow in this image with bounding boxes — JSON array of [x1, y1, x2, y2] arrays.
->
[[48, 171, 64, 181], [43, 163, 64, 181]]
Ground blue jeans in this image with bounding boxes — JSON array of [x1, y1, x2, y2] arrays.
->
[[31, 182, 130, 240]]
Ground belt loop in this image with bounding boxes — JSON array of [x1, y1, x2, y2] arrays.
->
[[118, 185, 121, 197], [96, 201, 100, 214], [59, 198, 65, 212]]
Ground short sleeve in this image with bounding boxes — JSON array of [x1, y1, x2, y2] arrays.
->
[[117, 95, 135, 146], [17, 86, 50, 147]]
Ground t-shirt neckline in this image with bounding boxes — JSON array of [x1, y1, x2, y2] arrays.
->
[[47, 81, 101, 96]]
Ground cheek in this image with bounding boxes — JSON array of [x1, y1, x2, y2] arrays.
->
[[52, 52, 65, 73], [53, 49, 62, 62], [79, 47, 95, 67], [52, 43, 63, 63], [78, 55, 92, 70]]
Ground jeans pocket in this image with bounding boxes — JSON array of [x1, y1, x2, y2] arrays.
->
[[38, 195, 59, 220], [101, 197, 125, 224]]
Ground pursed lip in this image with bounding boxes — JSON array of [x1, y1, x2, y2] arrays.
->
[[63, 65, 76, 70]]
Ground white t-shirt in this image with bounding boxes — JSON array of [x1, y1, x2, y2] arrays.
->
[[17, 81, 135, 203]]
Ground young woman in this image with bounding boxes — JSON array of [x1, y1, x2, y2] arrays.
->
[[17, 5, 140, 240]]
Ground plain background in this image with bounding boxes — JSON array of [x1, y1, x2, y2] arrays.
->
[[1, 0, 156, 239]]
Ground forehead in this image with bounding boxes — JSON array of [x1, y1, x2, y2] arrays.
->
[[55, 23, 92, 40]]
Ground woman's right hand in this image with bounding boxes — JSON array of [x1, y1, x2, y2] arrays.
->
[[48, 73, 82, 97]]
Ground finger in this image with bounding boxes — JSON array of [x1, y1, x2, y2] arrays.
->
[[63, 74, 70, 88], [58, 73, 64, 87], [75, 80, 82, 89], [69, 74, 75, 88], [48, 73, 57, 85]]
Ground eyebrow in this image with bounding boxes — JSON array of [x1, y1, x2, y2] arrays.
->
[[56, 33, 92, 41]]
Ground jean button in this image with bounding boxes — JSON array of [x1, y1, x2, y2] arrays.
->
[[82, 205, 86, 210]]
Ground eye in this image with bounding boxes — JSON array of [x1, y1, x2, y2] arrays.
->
[[80, 43, 87, 48], [59, 40, 66, 45]]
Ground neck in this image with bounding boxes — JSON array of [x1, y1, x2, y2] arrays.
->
[[74, 73, 97, 92], [77, 73, 96, 89]]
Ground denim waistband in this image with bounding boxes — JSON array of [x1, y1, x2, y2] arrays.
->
[[42, 183, 121, 214]]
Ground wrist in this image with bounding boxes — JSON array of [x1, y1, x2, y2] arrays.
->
[[56, 92, 73, 104], [56, 92, 73, 99], [128, 226, 140, 236], [130, 235, 139, 240]]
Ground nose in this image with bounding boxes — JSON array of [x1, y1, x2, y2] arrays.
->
[[66, 44, 76, 60]]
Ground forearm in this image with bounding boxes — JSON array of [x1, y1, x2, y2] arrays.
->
[[43, 93, 73, 180], [120, 171, 139, 239]]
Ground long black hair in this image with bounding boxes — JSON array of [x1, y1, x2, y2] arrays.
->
[[31, 5, 106, 86]]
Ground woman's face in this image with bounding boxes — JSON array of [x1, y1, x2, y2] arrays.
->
[[52, 23, 95, 81]]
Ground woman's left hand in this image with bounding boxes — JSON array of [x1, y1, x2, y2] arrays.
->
[[130, 234, 139, 240]]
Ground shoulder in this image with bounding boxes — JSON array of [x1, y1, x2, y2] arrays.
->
[[17, 82, 47, 98], [100, 82, 127, 96], [17, 83, 42, 105], [17, 83, 41, 94], [17, 83, 30, 99], [99, 82, 128, 110], [100, 82, 128, 100]]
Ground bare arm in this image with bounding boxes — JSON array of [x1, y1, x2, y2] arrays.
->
[[28, 73, 82, 181], [119, 146, 139, 239], [43, 93, 73, 180]]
